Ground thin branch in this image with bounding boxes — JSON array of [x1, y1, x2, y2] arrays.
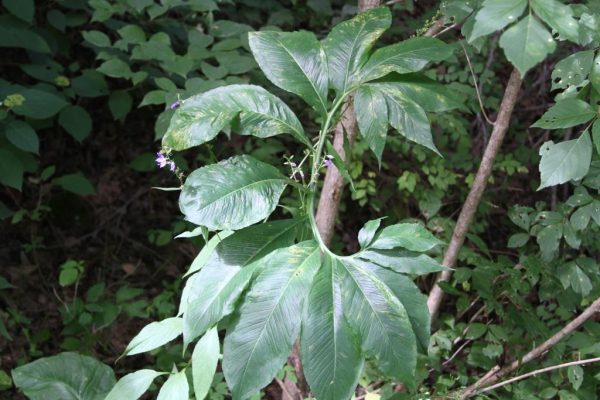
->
[[460, 296, 600, 398], [459, 40, 495, 125], [476, 357, 600, 395], [427, 69, 522, 322]]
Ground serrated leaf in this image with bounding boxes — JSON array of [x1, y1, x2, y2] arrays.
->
[[532, 99, 596, 129], [469, 0, 527, 42], [157, 370, 189, 400], [179, 155, 287, 230], [358, 249, 448, 275], [301, 257, 363, 400], [339, 258, 417, 387], [181, 219, 301, 342], [323, 7, 391, 94], [369, 223, 443, 252], [124, 317, 183, 356], [249, 31, 328, 116], [499, 15, 556, 76], [223, 242, 321, 400], [162, 85, 308, 150], [192, 328, 219, 400], [531, 0, 579, 43], [105, 370, 164, 400], [538, 132, 592, 189], [5, 120, 38, 154], [570, 203, 593, 231], [550, 51, 594, 91], [12, 352, 115, 400], [355, 85, 388, 163], [358, 218, 384, 249], [360, 37, 454, 82]]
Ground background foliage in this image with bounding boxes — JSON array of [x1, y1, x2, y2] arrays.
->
[[1, 0, 600, 399]]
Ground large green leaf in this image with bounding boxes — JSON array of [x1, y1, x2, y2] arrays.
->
[[323, 7, 391, 94], [469, 0, 527, 42], [550, 51, 595, 91], [157, 370, 189, 400], [532, 99, 596, 129], [531, 0, 579, 43], [360, 37, 454, 82], [538, 131, 593, 190], [379, 74, 464, 112], [124, 317, 183, 356], [192, 327, 220, 400], [162, 85, 308, 150], [179, 155, 287, 230], [355, 85, 389, 164], [301, 256, 363, 400], [182, 219, 301, 344], [12, 352, 116, 400], [249, 31, 328, 116], [366, 264, 431, 352], [357, 83, 440, 155], [5, 120, 38, 154], [12, 89, 69, 120], [358, 250, 448, 276], [339, 258, 417, 386], [223, 241, 321, 400], [369, 223, 443, 251], [105, 370, 165, 400], [0, 15, 50, 53], [499, 15, 556, 76]]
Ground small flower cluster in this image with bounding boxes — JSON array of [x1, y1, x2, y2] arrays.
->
[[323, 154, 334, 168], [156, 150, 176, 172]]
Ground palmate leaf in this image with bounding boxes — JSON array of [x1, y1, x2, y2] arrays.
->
[[181, 219, 302, 344], [366, 264, 431, 352], [339, 257, 417, 387], [359, 37, 454, 83], [179, 155, 288, 230], [162, 84, 309, 150], [223, 241, 321, 400], [249, 31, 328, 117], [355, 82, 440, 161], [301, 256, 364, 400], [323, 7, 391, 94]]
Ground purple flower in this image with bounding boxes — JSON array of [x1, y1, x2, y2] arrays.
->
[[290, 161, 297, 168], [170, 100, 181, 110], [169, 161, 176, 171], [156, 152, 168, 168], [324, 155, 334, 168]]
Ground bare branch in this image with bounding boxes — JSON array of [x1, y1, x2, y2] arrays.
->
[[460, 296, 600, 398], [427, 69, 522, 321], [476, 357, 600, 396]]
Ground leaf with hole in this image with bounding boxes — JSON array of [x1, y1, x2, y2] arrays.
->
[[532, 99, 596, 129]]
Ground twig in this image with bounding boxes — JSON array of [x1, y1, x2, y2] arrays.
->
[[460, 296, 600, 398], [460, 40, 494, 125], [476, 357, 600, 395], [427, 69, 522, 322]]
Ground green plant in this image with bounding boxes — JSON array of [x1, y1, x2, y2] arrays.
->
[[108, 6, 460, 400]]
